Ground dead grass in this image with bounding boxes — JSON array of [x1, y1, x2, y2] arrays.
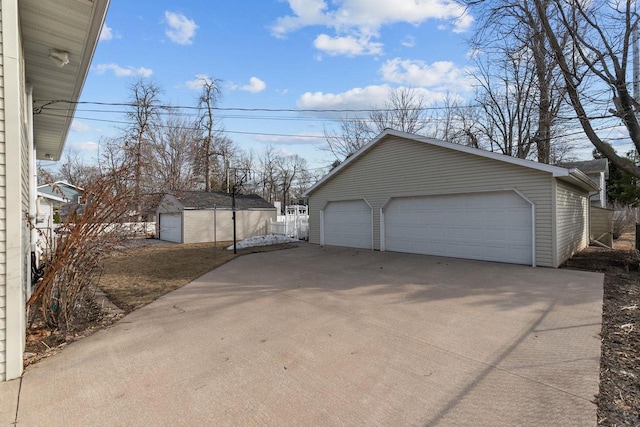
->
[[98, 240, 297, 313]]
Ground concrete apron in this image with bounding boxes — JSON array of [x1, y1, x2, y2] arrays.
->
[[2, 244, 603, 426]]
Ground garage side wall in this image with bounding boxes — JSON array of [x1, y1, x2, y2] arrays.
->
[[308, 136, 555, 267], [555, 180, 589, 267], [182, 209, 276, 244]]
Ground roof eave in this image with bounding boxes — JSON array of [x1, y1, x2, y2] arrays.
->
[[557, 168, 600, 192], [20, 0, 110, 161]]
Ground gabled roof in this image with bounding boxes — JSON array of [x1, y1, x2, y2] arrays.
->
[[303, 129, 599, 196], [171, 191, 275, 210], [557, 159, 609, 179], [37, 181, 84, 201], [20, 0, 110, 160]]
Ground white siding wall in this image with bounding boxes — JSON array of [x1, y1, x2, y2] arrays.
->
[[309, 136, 556, 267], [0, 1, 6, 381], [182, 209, 276, 243], [1, 0, 29, 381], [555, 181, 589, 266]]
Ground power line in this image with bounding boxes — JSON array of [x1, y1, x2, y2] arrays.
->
[[34, 99, 480, 113]]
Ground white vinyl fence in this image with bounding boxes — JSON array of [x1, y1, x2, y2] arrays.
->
[[269, 205, 308, 240]]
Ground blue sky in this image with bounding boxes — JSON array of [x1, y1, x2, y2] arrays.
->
[[63, 0, 478, 170]]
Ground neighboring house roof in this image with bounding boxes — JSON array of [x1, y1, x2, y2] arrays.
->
[[37, 181, 84, 201], [557, 159, 609, 179], [20, 0, 110, 160], [303, 129, 600, 196], [37, 191, 66, 204], [169, 191, 275, 210]]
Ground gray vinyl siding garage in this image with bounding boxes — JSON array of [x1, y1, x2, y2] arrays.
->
[[555, 181, 590, 263], [157, 192, 276, 244], [304, 130, 598, 268]]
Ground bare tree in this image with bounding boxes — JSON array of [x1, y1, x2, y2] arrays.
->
[[126, 79, 162, 219], [322, 87, 428, 162], [195, 77, 223, 191], [257, 145, 280, 203], [467, 0, 570, 163], [322, 116, 375, 161], [370, 87, 428, 134], [58, 148, 101, 188], [472, 48, 538, 158], [535, 0, 640, 178], [147, 113, 199, 192], [275, 154, 307, 207]]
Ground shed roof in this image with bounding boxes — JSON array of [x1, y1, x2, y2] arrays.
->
[[303, 129, 599, 196], [172, 191, 274, 209]]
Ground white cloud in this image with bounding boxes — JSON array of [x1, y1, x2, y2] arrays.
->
[[67, 140, 99, 153], [164, 11, 198, 45], [271, 0, 474, 55], [401, 35, 416, 48], [380, 58, 474, 91], [298, 85, 390, 110], [466, 48, 481, 59], [297, 84, 451, 113], [253, 134, 322, 146], [71, 120, 92, 133], [240, 77, 267, 93], [99, 24, 113, 41], [314, 34, 383, 56], [185, 74, 214, 90], [94, 63, 153, 77]]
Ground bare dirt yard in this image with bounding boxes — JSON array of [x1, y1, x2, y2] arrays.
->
[[562, 233, 640, 426]]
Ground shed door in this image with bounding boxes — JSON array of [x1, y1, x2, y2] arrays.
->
[[323, 200, 372, 249], [159, 213, 182, 243], [384, 192, 532, 265]]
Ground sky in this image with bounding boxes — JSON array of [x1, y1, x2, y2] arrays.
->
[[58, 0, 479, 171], [58, 0, 632, 174]]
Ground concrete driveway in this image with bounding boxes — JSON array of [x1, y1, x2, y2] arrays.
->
[[1, 244, 603, 426]]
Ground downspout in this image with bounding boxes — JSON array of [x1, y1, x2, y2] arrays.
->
[[28, 85, 37, 296]]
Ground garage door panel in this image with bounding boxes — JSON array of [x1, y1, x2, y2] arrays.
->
[[323, 200, 372, 249], [159, 213, 182, 243], [385, 192, 532, 265]]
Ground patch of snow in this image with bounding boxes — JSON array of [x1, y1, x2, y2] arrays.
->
[[227, 234, 298, 251]]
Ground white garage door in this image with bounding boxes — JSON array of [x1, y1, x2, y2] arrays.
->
[[159, 213, 182, 243], [323, 200, 372, 249], [384, 192, 532, 265]]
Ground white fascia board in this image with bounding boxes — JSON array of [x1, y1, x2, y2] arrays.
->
[[37, 191, 66, 203], [557, 168, 601, 192]]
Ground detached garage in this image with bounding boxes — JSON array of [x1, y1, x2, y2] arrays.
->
[[304, 130, 599, 268], [156, 192, 276, 244]]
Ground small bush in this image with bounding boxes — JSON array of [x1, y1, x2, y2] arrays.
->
[[28, 170, 133, 331], [612, 206, 636, 239]]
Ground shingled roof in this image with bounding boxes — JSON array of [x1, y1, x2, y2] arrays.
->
[[557, 159, 609, 178], [173, 191, 274, 209]]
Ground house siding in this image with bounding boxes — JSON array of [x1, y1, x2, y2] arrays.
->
[[1, 0, 29, 381], [309, 135, 555, 267], [182, 209, 275, 243], [555, 180, 589, 266], [0, 1, 5, 381]]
